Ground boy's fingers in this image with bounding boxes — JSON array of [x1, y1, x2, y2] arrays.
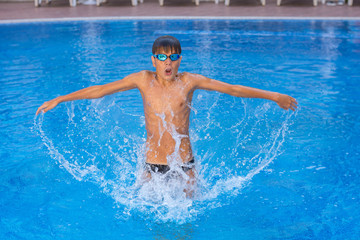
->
[[36, 103, 48, 115], [36, 107, 42, 115], [290, 98, 297, 110], [289, 96, 297, 104], [36, 108, 44, 115]]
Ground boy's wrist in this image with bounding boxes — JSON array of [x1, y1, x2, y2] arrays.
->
[[55, 96, 64, 103], [273, 92, 281, 103]]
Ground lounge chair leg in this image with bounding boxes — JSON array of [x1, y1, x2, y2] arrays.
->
[[70, 0, 76, 7], [159, 0, 164, 6], [34, 0, 40, 7], [277, 0, 281, 6], [225, 0, 230, 6], [195, 0, 199, 5], [348, 0, 353, 5], [313, 0, 317, 6], [261, 0, 265, 5], [215, 0, 219, 3], [131, 0, 138, 6]]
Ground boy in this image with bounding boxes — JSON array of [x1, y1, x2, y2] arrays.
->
[[36, 36, 297, 196]]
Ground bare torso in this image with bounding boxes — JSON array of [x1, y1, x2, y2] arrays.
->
[[137, 71, 194, 165]]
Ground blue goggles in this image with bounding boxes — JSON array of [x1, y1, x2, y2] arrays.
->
[[153, 54, 181, 61]]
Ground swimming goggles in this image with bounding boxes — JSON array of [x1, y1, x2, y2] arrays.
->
[[152, 54, 181, 61]]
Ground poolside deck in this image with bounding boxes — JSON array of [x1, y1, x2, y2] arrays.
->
[[0, 0, 359, 22]]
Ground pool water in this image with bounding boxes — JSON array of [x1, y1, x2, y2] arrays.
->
[[1, 19, 359, 239]]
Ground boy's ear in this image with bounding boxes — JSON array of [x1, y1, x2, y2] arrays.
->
[[151, 56, 156, 68]]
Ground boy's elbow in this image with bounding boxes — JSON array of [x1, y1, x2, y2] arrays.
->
[[95, 85, 107, 98], [86, 85, 105, 99], [231, 86, 245, 98]]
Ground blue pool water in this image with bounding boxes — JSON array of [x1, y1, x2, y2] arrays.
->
[[1, 19, 360, 239]]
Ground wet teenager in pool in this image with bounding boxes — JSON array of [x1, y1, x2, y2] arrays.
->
[[36, 36, 297, 198]]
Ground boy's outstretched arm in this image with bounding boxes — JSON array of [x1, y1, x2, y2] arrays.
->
[[191, 73, 297, 111], [36, 71, 143, 115]]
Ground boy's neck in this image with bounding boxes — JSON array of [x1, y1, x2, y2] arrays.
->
[[155, 73, 178, 86]]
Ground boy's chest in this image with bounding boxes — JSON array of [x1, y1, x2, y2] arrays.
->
[[142, 84, 191, 114]]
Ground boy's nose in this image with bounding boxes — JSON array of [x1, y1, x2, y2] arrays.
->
[[164, 58, 171, 64]]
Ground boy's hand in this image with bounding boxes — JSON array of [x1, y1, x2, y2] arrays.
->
[[36, 98, 60, 115], [276, 93, 298, 111]]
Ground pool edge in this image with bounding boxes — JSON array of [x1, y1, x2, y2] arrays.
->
[[1, 16, 360, 24]]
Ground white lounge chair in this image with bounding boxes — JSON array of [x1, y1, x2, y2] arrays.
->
[[215, 0, 265, 6], [96, 0, 141, 6], [159, 0, 199, 6], [277, 0, 318, 6], [35, 0, 77, 7]]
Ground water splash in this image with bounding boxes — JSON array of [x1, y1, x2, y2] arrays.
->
[[34, 94, 295, 224]]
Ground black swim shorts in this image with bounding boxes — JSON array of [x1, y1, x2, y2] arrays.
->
[[145, 158, 195, 174]]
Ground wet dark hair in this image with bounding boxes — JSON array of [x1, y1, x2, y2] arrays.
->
[[152, 36, 181, 55]]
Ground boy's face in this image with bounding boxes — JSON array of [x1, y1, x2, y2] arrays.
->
[[151, 47, 182, 82]]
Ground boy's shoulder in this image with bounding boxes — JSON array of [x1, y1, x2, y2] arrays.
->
[[180, 72, 198, 80], [180, 72, 208, 85], [134, 70, 154, 78], [127, 70, 154, 83]]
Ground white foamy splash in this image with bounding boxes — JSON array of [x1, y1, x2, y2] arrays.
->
[[34, 94, 295, 224]]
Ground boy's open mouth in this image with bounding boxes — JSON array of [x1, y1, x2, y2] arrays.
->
[[165, 68, 172, 76]]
